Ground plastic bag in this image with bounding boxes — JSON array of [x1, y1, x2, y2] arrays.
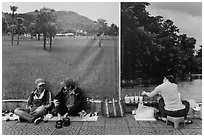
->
[[135, 103, 155, 119]]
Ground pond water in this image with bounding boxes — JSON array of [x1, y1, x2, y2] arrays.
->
[[178, 79, 202, 103], [121, 79, 202, 103]]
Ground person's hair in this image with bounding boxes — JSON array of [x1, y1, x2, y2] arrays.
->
[[165, 75, 176, 83], [69, 85, 75, 90]]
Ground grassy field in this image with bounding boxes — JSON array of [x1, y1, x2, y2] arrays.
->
[[2, 37, 119, 100]]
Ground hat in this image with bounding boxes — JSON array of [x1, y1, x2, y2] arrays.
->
[[60, 78, 75, 87], [35, 78, 45, 86]]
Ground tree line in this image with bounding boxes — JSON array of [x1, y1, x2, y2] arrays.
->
[[121, 2, 202, 85], [2, 6, 119, 51]]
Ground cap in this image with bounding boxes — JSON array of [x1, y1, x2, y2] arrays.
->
[[60, 78, 75, 87], [35, 78, 45, 86]]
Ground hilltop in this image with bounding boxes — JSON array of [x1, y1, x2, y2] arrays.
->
[[3, 10, 96, 33]]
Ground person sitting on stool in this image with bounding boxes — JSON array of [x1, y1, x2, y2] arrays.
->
[[141, 75, 193, 124]]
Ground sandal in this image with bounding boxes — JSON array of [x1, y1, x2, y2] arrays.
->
[[184, 119, 193, 124], [157, 116, 167, 122], [55, 120, 63, 129], [63, 117, 70, 127]]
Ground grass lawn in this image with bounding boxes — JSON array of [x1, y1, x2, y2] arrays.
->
[[2, 37, 119, 100]]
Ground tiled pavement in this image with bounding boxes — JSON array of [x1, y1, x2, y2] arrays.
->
[[2, 113, 202, 135]]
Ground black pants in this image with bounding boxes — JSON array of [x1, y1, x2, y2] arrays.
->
[[53, 101, 84, 116], [158, 98, 190, 119]]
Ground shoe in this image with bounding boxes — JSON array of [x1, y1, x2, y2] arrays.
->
[[55, 120, 63, 129], [184, 119, 193, 124], [34, 117, 42, 125], [157, 116, 167, 122], [63, 117, 70, 127], [18, 117, 27, 122]]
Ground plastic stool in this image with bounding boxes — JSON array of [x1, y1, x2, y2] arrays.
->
[[166, 116, 185, 129]]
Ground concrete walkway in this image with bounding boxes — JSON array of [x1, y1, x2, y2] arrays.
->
[[2, 113, 202, 135]]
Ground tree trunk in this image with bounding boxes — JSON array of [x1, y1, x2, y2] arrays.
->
[[11, 29, 14, 45], [49, 36, 52, 51], [38, 33, 41, 40], [11, 35, 14, 45], [43, 35, 46, 50], [17, 34, 19, 45]]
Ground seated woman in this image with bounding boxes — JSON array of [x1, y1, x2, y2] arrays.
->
[[141, 75, 192, 124], [14, 78, 52, 125], [52, 78, 87, 128]]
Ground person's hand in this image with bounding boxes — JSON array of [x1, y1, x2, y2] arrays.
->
[[53, 99, 60, 107], [141, 91, 146, 96], [28, 106, 36, 112]]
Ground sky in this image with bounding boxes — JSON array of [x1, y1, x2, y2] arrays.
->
[[146, 2, 202, 50], [2, 2, 119, 26]]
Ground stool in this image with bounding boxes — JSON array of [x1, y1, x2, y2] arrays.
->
[[166, 116, 185, 129]]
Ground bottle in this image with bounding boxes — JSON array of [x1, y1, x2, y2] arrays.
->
[[90, 99, 95, 117], [124, 95, 129, 104], [134, 95, 138, 104]]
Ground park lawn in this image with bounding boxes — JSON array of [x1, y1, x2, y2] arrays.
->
[[2, 37, 119, 100]]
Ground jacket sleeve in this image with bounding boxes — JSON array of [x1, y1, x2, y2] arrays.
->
[[27, 92, 34, 108], [75, 88, 84, 101], [74, 88, 86, 106], [146, 85, 161, 97], [54, 89, 64, 102]]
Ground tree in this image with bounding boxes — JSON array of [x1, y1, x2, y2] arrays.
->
[[10, 5, 18, 45], [121, 2, 152, 80], [96, 18, 109, 35], [28, 23, 36, 39], [121, 2, 201, 85], [16, 17, 25, 45], [108, 23, 119, 36], [36, 7, 57, 50], [47, 22, 57, 51], [197, 45, 202, 58], [2, 16, 8, 35]]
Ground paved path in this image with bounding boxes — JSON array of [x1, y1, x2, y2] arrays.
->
[[2, 114, 202, 135]]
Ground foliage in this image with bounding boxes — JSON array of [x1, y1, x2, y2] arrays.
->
[[121, 2, 201, 83], [2, 15, 8, 34], [16, 17, 25, 45], [10, 5, 18, 45], [35, 7, 57, 50]]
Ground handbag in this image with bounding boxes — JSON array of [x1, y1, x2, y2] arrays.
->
[[102, 98, 124, 117]]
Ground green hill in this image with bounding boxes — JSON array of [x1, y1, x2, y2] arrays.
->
[[3, 10, 96, 33]]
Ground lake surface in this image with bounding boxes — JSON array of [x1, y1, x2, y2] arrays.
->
[[121, 79, 202, 103], [178, 79, 202, 102]]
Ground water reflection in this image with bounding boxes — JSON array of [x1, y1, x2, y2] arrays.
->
[[178, 79, 202, 102]]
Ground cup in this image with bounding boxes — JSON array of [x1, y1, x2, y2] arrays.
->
[[139, 96, 143, 103], [124, 96, 130, 103], [130, 96, 135, 103], [134, 96, 138, 103]]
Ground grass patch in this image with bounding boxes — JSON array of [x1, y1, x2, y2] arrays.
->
[[2, 38, 119, 100]]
